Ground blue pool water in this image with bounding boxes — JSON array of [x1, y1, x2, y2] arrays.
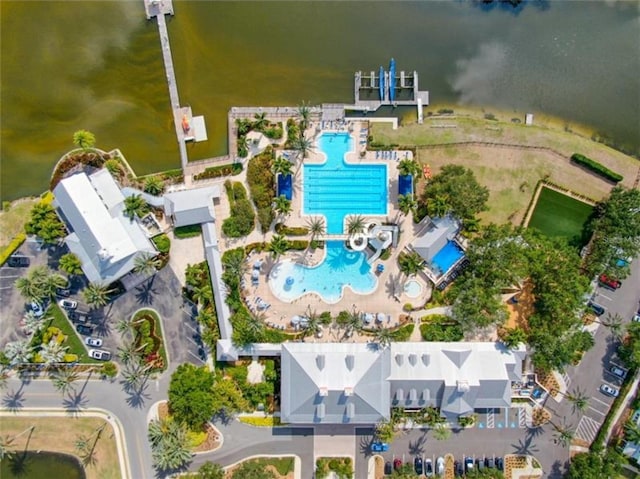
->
[[268, 241, 377, 303], [303, 133, 387, 234], [430, 240, 465, 274]]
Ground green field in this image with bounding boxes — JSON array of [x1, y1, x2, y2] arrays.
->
[[528, 187, 594, 246]]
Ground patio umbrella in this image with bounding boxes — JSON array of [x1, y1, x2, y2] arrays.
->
[[252, 270, 259, 279], [291, 315, 300, 326], [377, 313, 385, 323], [364, 313, 374, 324]]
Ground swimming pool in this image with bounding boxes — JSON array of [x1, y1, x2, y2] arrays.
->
[[404, 279, 423, 299], [303, 133, 387, 234], [430, 240, 465, 274], [268, 241, 377, 303]]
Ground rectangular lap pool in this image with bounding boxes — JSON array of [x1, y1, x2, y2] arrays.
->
[[430, 240, 465, 274], [303, 133, 387, 234]]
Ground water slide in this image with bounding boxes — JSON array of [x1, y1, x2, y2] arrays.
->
[[389, 58, 396, 102], [379, 66, 385, 101]]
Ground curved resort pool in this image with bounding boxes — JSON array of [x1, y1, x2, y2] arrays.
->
[[268, 241, 376, 304], [303, 133, 387, 234]]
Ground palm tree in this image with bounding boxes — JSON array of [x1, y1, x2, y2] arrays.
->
[[564, 388, 589, 415], [192, 284, 213, 306], [273, 156, 293, 177], [22, 311, 46, 336], [14, 265, 50, 303], [290, 133, 314, 161], [246, 310, 266, 337], [0, 366, 9, 391], [133, 252, 161, 276], [50, 368, 79, 397], [39, 340, 68, 368], [116, 319, 135, 337], [302, 307, 321, 339], [72, 129, 96, 150], [398, 251, 425, 277], [82, 283, 112, 309], [346, 214, 366, 236], [59, 252, 83, 276], [397, 159, 421, 177], [624, 419, 640, 444], [41, 272, 68, 299], [306, 216, 326, 243], [297, 102, 311, 131], [600, 313, 625, 342], [121, 363, 150, 390], [5, 340, 33, 366], [253, 112, 268, 131], [552, 425, 574, 448], [273, 195, 291, 218], [398, 194, 416, 215], [117, 341, 139, 366], [346, 307, 363, 336], [74, 422, 107, 467], [0, 434, 15, 461], [433, 424, 451, 441], [148, 418, 193, 471], [143, 176, 165, 196], [428, 194, 449, 218], [222, 251, 248, 278], [373, 327, 394, 349], [237, 135, 249, 157], [123, 194, 148, 221], [235, 118, 252, 136], [268, 234, 289, 261]]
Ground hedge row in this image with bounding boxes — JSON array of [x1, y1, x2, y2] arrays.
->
[[221, 181, 255, 237], [193, 162, 243, 182], [0, 233, 27, 266], [275, 223, 308, 236], [571, 153, 623, 183], [246, 150, 276, 233]]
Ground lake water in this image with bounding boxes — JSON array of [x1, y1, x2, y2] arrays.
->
[[0, 451, 86, 479], [1, 1, 638, 201]]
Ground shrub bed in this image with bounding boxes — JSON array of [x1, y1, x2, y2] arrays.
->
[[315, 457, 353, 479], [247, 149, 276, 233], [152, 233, 171, 254], [420, 315, 464, 341], [390, 323, 414, 342], [50, 150, 111, 190], [222, 180, 255, 237], [571, 153, 623, 183], [275, 223, 309, 236], [132, 309, 167, 371], [174, 224, 202, 239], [193, 162, 242, 182]]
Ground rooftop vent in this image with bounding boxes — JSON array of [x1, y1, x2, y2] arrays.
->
[[396, 388, 404, 401], [422, 389, 430, 400], [316, 354, 325, 371], [344, 387, 353, 397], [316, 403, 325, 419], [346, 403, 355, 419], [408, 353, 418, 366], [409, 389, 418, 401], [457, 380, 470, 393], [421, 354, 430, 367], [395, 354, 404, 366], [345, 354, 355, 371], [319, 387, 328, 397]]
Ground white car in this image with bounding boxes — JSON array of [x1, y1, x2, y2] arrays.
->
[[600, 384, 620, 397], [85, 337, 103, 347], [59, 299, 78, 310], [436, 457, 445, 476], [89, 349, 111, 361], [633, 314, 640, 322], [30, 301, 44, 317]]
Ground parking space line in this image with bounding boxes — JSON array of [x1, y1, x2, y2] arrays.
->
[[487, 408, 495, 429], [518, 407, 526, 428], [597, 293, 613, 302], [591, 396, 610, 407], [587, 406, 606, 416], [575, 416, 601, 444]]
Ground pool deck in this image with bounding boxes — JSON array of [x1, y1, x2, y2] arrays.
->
[[211, 120, 432, 343]]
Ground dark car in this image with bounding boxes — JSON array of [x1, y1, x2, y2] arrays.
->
[[465, 456, 474, 473], [454, 461, 464, 477], [487, 456, 496, 469], [384, 461, 392, 475], [414, 457, 423, 475], [7, 255, 30, 267], [56, 287, 71, 297], [393, 458, 402, 471], [610, 365, 627, 379], [495, 457, 504, 471], [588, 301, 606, 316], [76, 324, 94, 336], [476, 457, 485, 471], [598, 274, 621, 290]]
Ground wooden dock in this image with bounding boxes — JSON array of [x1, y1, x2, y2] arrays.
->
[[143, 0, 173, 19], [353, 69, 429, 116]]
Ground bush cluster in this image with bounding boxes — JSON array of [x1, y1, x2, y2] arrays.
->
[[193, 162, 243, 182], [420, 316, 464, 341], [275, 223, 309, 236], [571, 153, 623, 183], [246, 149, 276, 233], [221, 181, 255, 237], [315, 457, 353, 479], [174, 224, 202, 239], [50, 150, 111, 190], [152, 234, 171, 254], [0, 233, 26, 266]]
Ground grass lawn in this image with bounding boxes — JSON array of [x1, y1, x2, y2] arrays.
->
[[45, 304, 101, 364], [0, 416, 121, 479], [527, 187, 593, 246], [0, 197, 39, 250]]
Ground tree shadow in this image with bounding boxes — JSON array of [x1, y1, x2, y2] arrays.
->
[[63, 390, 89, 414], [511, 435, 539, 456], [2, 387, 25, 412], [548, 458, 567, 479], [7, 450, 32, 476], [357, 433, 375, 457], [125, 383, 151, 409], [212, 411, 234, 426], [135, 279, 158, 305], [408, 432, 428, 456]]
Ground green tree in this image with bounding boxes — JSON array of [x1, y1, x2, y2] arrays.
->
[[306, 216, 326, 243], [297, 102, 311, 131], [148, 418, 193, 471], [432, 423, 451, 441], [82, 282, 112, 309], [624, 419, 640, 444], [195, 462, 225, 479], [104, 159, 122, 177], [500, 327, 527, 349], [50, 368, 79, 397], [235, 118, 252, 136], [143, 176, 165, 196], [273, 195, 292, 218], [421, 164, 489, 221], [290, 133, 314, 161], [72, 129, 96, 150], [268, 234, 289, 261], [397, 194, 416, 215], [397, 159, 421, 177], [59, 253, 83, 276], [397, 251, 424, 277], [599, 313, 625, 342], [619, 321, 640, 369], [99, 361, 118, 379], [252, 112, 268, 131], [230, 460, 276, 479], [566, 449, 623, 479], [373, 327, 393, 349], [451, 276, 507, 331], [210, 376, 250, 416], [4, 340, 33, 366], [123, 194, 149, 221], [25, 202, 66, 244], [273, 156, 293, 177], [133, 252, 160, 276], [346, 214, 366, 236], [168, 364, 216, 429]]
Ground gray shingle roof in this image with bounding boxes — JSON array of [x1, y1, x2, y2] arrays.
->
[[164, 186, 220, 228]]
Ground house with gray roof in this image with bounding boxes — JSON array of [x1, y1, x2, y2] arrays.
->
[[164, 185, 220, 228], [413, 215, 460, 262], [53, 170, 157, 285], [279, 341, 525, 424]]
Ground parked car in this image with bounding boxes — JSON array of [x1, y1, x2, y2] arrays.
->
[[633, 314, 640, 323], [495, 457, 504, 471], [454, 461, 464, 477], [598, 274, 621, 290], [393, 458, 402, 471], [476, 457, 485, 471], [486, 456, 496, 469], [76, 324, 93, 336], [600, 384, 620, 397], [85, 337, 103, 347], [58, 299, 78, 310], [414, 456, 423, 475], [89, 349, 111, 361], [436, 457, 445, 476], [384, 461, 392, 475], [425, 458, 433, 477], [30, 301, 44, 318], [588, 301, 606, 316], [370, 442, 389, 452], [465, 456, 475, 473], [610, 365, 627, 379], [56, 287, 71, 297], [7, 255, 30, 267]]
